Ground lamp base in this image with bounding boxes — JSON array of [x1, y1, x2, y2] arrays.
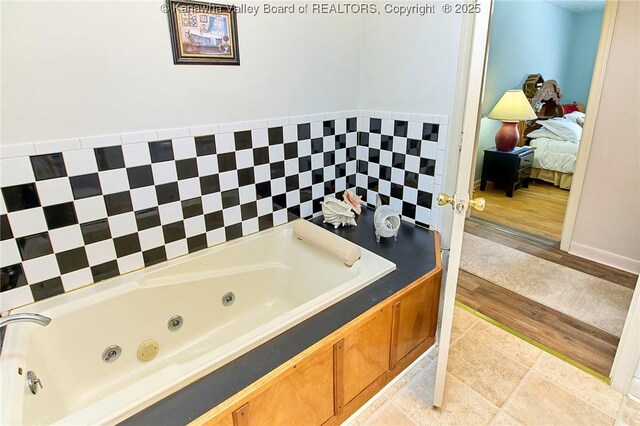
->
[[495, 121, 519, 152]]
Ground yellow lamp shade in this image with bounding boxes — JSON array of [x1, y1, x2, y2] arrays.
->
[[487, 90, 537, 122]]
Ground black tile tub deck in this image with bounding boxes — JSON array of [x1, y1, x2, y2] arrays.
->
[[121, 208, 439, 425]]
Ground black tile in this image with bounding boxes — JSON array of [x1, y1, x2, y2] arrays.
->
[[91, 261, 119, 282], [256, 182, 271, 199], [149, 140, 174, 163], [221, 189, 240, 208], [392, 153, 406, 169], [225, 223, 243, 241], [358, 161, 368, 174], [268, 127, 284, 145], [241, 202, 257, 220], [205, 211, 224, 231], [81, 219, 112, 244], [370, 118, 382, 134], [284, 142, 298, 160], [272, 194, 286, 210], [347, 117, 357, 133], [1, 214, 13, 240], [104, 192, 133, 216], [347, 174, 356, 188], [381, 135, 393, 151], [195, 135, 216, 156], [127, 165, 154, 189], [335, 134, 347, 149], [113, 233, 142, 257], [56, 247, 89, 274], [217, 152, 237, 172], [391, 183, 404, 200], [1, 264, 27, 292], [234, 130, 253, 150], [300, 187, 313, 203], [367, 177, 379, 191], [30, 277, 64, 301], [31, 153, 66, 180], [299, 156, 312, 173], [312, 199, 322, 214], [418, 191, 433, 208], [312, 169, 324, 184], [324, 180, 335, 196], [270, 161, 285, 179], [135, 208, 161, 231], [347, 146, 357, 161], [258, 214, 273, 231], [336, 163, 347, 178], [70, 174, 102, 199], [368, 148, 380, 164], [407, 139, 421, 156], [176, 158, 199, 180], [200, 174, 220, 195], [182, 197, 203, 218], [297, 123, 311, 140], [238, 168, 255, 187], [156, 182, 180, 205], [422, 123, 440, 141], [420, 158, 436, 176], [95, 146, 125, 171], [163, 221, 186, 243], [324, 152, 335, 166], [311, 138, 323, 154], [143, 247, 167, 267], [359, 132, 369, 146], [394, 120, 408, 137], [2, 183, 41, 212], [253, 147, 270, 165], [402, 202, 416, 219], [377, 194, 390, 206], [323, 120, 335, 136], [380, 165, 392, 181], [16, 232, 53, 261], [287, 206, 301, 220], [404, 171, 419, 189], [286, 175, 299, 191], [43, 202, 78, 230], [187, 234, 207, 253]]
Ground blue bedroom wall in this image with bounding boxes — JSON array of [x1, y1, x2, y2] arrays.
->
[[474, 0, 603, 181]]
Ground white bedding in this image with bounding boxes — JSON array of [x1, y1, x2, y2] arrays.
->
[[529, 137, 579, 174]]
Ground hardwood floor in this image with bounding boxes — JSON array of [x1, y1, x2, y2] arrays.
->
[[457, 221, 638, 377], [471, 179, 569, 241]]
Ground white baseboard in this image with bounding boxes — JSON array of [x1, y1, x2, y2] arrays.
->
[[473, 179, 481, 189], [629, 377, 640, 401], [569, 242, 640, 274]]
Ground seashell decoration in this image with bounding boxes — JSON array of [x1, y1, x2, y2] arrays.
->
[[373, 195, 401, 242], [321, 198, 357, 229], [342, 189, 365, 215]]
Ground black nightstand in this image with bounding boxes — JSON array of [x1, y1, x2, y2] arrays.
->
[[480, 146, 535, 197]]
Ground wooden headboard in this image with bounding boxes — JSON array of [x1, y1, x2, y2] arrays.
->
[[518, 74, 565, 146]]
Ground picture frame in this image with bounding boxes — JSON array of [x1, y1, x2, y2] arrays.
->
[[167, 0, 240, 65]]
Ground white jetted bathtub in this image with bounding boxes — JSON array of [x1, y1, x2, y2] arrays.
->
[[0, 220, 395, 425]]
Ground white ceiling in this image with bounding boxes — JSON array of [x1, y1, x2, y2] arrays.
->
[[545, 0, 606, 13]]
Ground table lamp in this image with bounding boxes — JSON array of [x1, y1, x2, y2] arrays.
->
[[487, 90, 537, 151]]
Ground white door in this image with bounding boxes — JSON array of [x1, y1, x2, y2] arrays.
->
[[432, 0, 492, 407]]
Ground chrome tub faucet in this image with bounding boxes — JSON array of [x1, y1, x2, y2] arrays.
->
[[0, 313, 51, 328]]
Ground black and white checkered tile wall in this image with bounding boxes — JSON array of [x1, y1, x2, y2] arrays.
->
[[0, 118, 359, 307], [355, 116, 440, 228]]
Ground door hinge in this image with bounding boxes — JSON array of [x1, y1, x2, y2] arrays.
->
[[458, 131, 464, 151]]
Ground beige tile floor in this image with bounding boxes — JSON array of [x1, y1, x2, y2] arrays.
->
[[346, 306, 640, 426]]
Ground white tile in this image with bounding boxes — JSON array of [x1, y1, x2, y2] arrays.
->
[[346, 161, 356, 175], [389, 197, 402, 213], [346, 132, 357, 147], [335, 119, 346, 134], [63, 149, 99, 176], [0, 240, 21, 266], [271, 177, 286, 195], [1, 157, 35, 186], [159, 202, 183, 224], [408, 121, 423, 139], [405, 155, 420, 173], [80, 134, 121, 149], [35, 178, 73, 206], [130, 186, 158, 211], [283, 125, 298, 143], [289, 115, 310, 125], [357, 116, 369, 132], [215, 133, 235, 153], [323, 165, 335, 180], [190, 124, 219, 138], [254, 164, 270, 183], [85, 240, 117, 266], [421, 141, 438, 159], [273, 209, 288, 226], [418, 174, 435, 192], [206, 228, 225, 247], [178, 178, 201, 199], [439, 115, 450, 124], [415, 206, 432, 224], [218, 171, 238, 192], [108, 212, 137, 237], [403, 187, 418, 204], [0, 286, 34, 312], [300, 201, 313, 218], [376, 111, 393, 119], [256, 198, 272, 216], [379, 179, 391, 195], [284, 158, 298, 176], [369, 133, 381, 149], [311, 153, 323, 170], [323, 136, 335, 152], [236, 150, 254, 169], [438, 124, 449, 152], [435, 174, 443, 185], [311, 122, 323, 138], [393, 137, 407, 154], [268, 117, 289, 127], [308, 113, 326, 122], [356, 173, 367, 188], [157, 127, 189, 140], [298, 139, 311, 156], [436, 150, 446, 176], [151, 162, 177, 185], [242, 218, 259, 236], [335, 176, 346, 192], [49, 225, 84, 252], [391, 168, 404, 184], [184, 215, 205, 237], [121, 130, 158, 144], [245, 119, 269, 130], [412, 113, 434, 123], [0, 143, 35, 159], [22, 254, 60, 284], [251, 128, 269, 147], [239, 185, 257, 203], [122, 142, 151, 167], [381, 119, 394, 135], [7, 209, 47, 237], [202, 192, 222, 213], [197, 155, 218, 175], [312, 183, 324, 199], [380, 150, 392, 167], [98, 169, 129, 194], [368, 162, 380, 178], [139, 227, 164, 250], [392, 112, 412, 121], [269, 144, 284, 162], [34, 138, 80, 154], [74, 196, 107, 223], [286, 191, 300, 207], [61, 268, 94, 291], [222, 205, 242, 225], [166, 240, 188, 260], [172, 137, 197, 160], [218, 121, 245, 133]]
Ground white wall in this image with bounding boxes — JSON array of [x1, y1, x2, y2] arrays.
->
[[0, 1, 361, 144], [570, 0, 640, 273]]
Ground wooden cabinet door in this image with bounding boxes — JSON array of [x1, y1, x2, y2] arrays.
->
[[389, 275, 440, 368], [234, 346, 334, 426], [334, 306, 392, 411]]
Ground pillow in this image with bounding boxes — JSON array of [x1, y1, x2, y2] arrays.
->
[[539, 118, 582, 142], [562, 103, 580, 114], [526, 127, 564, 140], [563, 111, 586, 124]]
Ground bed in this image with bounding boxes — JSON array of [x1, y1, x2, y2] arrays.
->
[[519, 74, 585, 190]]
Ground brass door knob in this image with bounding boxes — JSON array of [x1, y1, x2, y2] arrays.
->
[[437, 193, 455, 207], [468, 197, 486, 211]]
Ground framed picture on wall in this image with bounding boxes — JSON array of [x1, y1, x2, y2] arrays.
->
[[167, 0, 240, 65]]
